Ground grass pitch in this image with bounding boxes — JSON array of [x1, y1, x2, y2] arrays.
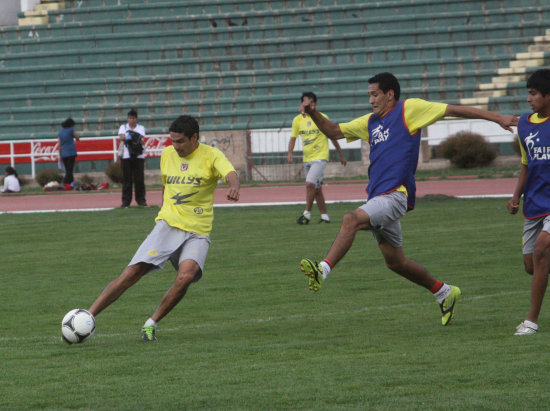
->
[[1, 198, 549, 410]]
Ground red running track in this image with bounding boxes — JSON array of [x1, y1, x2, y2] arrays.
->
[[0, 178, 516, 213]]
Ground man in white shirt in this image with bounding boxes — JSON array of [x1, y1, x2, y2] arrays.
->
[[118, 109, 147, 207]]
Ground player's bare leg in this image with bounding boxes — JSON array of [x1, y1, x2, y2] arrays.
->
[[89, 262, 153, 316], [314, 187, 327, 214], [297, 182, 316, 224], [526, 232, 550, 324], [150, 259, 200, 323], [305, 182, 315, 213], [377, 240, 437, 289], [325, 208, 372, 265]]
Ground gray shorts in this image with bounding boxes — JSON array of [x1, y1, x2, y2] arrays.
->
[[522, 215, 550, 254], [304, 160, 327, 189], [129, 220, 211, 282], [359, 190, 408, 247]]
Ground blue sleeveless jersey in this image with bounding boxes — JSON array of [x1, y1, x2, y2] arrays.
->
[[518, 113, 550, 219], [367, 100, 420, 209]]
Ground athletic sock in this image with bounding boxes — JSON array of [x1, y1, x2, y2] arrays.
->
[[320, 213, 330, 222], [432, 282, 451, 304], [144, 318, 158, 328], [524, 320, 538, 330], [303, 210, 311, 220], [320, 259, 333, 280]]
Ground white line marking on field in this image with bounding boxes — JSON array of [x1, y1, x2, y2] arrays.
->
[[0, 208, 114, 214], [0, 291, 526, 343]]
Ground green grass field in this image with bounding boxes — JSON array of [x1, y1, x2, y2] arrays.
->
[[1, 198, 549, 410]]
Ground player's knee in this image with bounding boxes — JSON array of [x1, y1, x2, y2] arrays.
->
[[175, 271, 195, 286], [341, 212, 360, 230]]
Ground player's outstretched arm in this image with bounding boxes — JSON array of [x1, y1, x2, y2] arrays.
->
[[445, 105, 519, 132], [225, 171, 240, 202], [507, 164, 527, 215], [300, 99, 345, 140]]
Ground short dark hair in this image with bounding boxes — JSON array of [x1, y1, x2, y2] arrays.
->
[[368, 72, 401, 101], [127, 109, 138, 118], [301, 91, 317, 103], [5, 166, 17, 176], [169, 115, 199, 138], [526, 69, 550, 96], [61, 118, 75, 128]]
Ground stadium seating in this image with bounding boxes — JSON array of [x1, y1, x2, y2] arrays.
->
[[0, 0, 549, 141]]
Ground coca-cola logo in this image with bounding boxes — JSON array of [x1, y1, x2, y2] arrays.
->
[[143, 136, 170, 157], [32, 142, 59, 161]]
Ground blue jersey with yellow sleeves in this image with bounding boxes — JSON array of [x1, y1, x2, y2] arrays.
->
[[518, 112, 550, 218], [156, 144, 236, 235], [339, 98, 447, 208]]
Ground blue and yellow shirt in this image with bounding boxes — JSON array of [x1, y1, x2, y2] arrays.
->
[[339, 98, 447, 208], [518, 112, 550, 219]]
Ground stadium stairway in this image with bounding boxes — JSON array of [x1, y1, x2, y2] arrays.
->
[[460, 31, 550, 111], [0, 0, 548, 141]]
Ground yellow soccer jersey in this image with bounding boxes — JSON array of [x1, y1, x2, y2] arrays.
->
[[290, 112, 330, 162], [156, 144, 236, 235], [339, 98, 447, 143]]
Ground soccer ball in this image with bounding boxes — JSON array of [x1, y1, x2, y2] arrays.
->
[[61, 309, 96, 344]]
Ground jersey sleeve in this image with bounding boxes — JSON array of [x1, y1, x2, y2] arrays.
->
[[212, 148, 237, 182], [518, 135, 528, 165], [290, 115, 300, 139], [339, 113, 372, 143], [404, 98, 448, 134], [118, 125, 126, 135], [160, 148, 168, 185]]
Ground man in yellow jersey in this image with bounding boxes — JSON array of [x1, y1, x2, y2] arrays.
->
[[88, 115, 240, 342], [299, 72, 518, 326], [288, 92, 347, 224]]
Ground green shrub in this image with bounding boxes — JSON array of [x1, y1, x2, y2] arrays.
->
[[105, 160, 122, 184], [80, 174, 94, 184], [438, 131, 497, 168], [35, 169, 63, 187]]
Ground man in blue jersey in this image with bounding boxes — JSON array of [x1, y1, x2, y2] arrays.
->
[[300, 72, 518, 326], [507, 69, 550, 335]]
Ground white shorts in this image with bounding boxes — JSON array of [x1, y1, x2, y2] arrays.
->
[[129, 220, 211, 282], [304, 160, 327, 189], [359, 191, 408, 248], [522, 215, 550, 255]]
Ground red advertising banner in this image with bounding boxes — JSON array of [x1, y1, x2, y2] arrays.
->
[[0, 136, 172, 164]]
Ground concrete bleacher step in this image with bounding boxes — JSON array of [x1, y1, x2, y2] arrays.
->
[[18, 0, 66, 26], [1, 0, 543, 141]]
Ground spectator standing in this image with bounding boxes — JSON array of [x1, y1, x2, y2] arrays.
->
[[118, 109, 147, 207], [58, 118, 80, 185]]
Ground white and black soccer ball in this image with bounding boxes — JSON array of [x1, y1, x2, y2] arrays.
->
[[61, 309, 95, 344]]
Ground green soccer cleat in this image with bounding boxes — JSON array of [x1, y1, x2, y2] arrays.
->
[[439, 285, 461, 326], [141, 325, 157, 342], [300, 258, 323, 292]]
